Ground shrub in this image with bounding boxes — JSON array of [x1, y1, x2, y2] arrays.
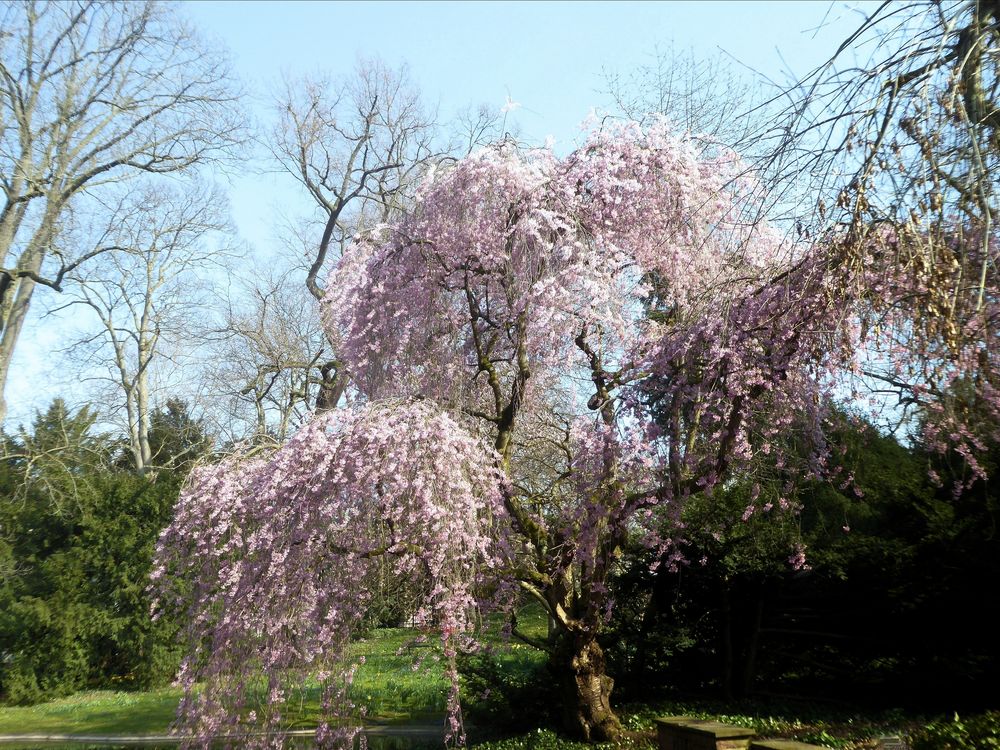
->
[[460, 649, 555, 732], [910, 712, 1000, 750]]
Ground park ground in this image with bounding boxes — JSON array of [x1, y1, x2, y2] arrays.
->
[[0, 620, 985, 750]]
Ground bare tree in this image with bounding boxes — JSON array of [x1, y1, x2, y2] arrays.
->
[[764, 2, 999, 419], [208, 269, 326, 444], [270, 59, 438, 410], [0, 0, 244, 423], [604, 45, 769, 149], [452, 102, 509, 155], [60, 181, 232, 475], [755, 2, 1000, 231], [602, 46, 804, 240]]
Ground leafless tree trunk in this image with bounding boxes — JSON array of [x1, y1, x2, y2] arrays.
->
[[270, 59, 438, 411], [60, 181, 231, 474], [0, 0, 243, 423]]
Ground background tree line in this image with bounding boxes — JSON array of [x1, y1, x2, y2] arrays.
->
[[605, 408, 1000, 712]]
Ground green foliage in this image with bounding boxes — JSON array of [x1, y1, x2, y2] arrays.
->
[[910, 712, 1000, 750], [2, 399, 109, 510], [458, 603, 554, 730], [0, 400, 184, 705], [607, 408, 1000, 709], [145, 398, 211, 472], [470, 727, 652, 750]]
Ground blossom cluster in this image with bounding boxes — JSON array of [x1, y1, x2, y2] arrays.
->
[[153, 400, 505, 746], [322, 119, 787, 406]]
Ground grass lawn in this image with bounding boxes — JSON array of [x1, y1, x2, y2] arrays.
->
[[0, 684, 971, 750], [0, 631, 458, 737], [0, 686, 181, 736], [0, 681, 926, 750], [0, 608, 547, 738]]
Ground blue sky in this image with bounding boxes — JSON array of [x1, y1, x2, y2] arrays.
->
[[7, 1, 878, 429], [186, 1, 871, 134], [182, 0, 878, 256]]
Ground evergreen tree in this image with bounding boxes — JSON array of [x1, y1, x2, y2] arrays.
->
[[0, 399, 182, 704]]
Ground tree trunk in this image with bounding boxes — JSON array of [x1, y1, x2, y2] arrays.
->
[[0, 271, 37, 425], [315, 360, 346, 412], [550, 633, 623, 742]]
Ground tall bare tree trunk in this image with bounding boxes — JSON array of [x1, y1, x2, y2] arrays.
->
[[0, 214, 56, 424], [65, 182, 229, 473], [271, 62, 437, 415]]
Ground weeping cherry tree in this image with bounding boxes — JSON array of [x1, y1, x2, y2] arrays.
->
[[153, 121, 875, 745]]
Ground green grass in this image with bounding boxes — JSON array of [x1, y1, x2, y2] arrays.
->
[[467, 700, 925, 750], [0, 686, 968, 750], [0, 687, 180, 736], [346, 628, 451, 720], [345, 604, 549, 721], [0, 606, 549, 737], [615, 699, 923, 750], [0, 628, 456, 736]]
